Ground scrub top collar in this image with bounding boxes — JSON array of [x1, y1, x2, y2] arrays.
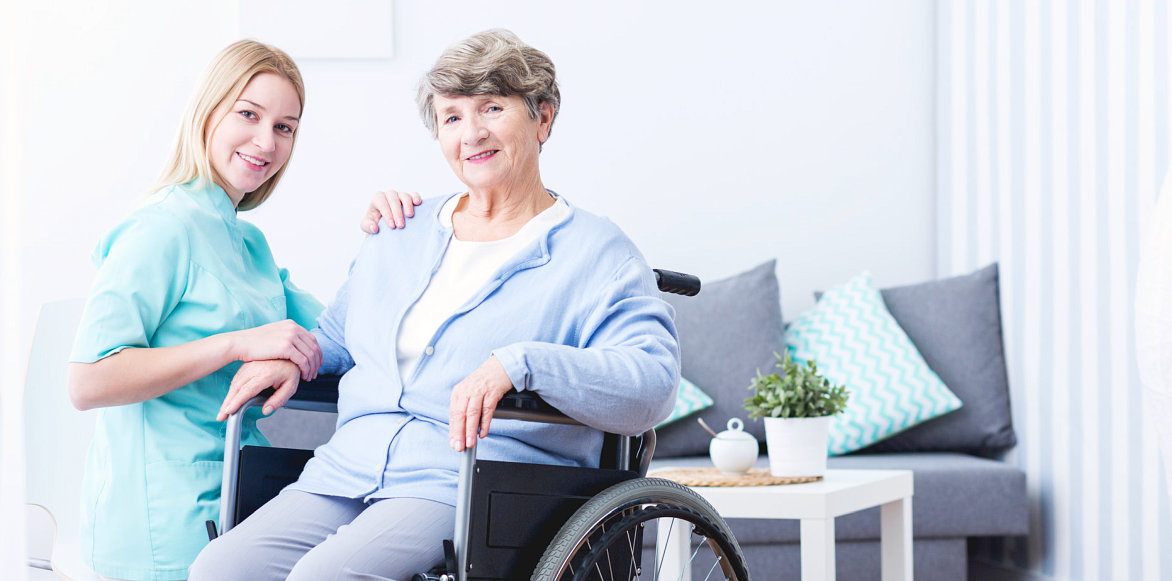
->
[[180, 179, 244, 256], [182, 179, 239, 224]]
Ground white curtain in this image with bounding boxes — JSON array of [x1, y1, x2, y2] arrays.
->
[[939, 0, 1172, 579]]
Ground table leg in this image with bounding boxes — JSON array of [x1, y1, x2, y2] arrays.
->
[[656, 517, 692, 580], [880, 496, 913, 581], [800, 517, 835, 581]]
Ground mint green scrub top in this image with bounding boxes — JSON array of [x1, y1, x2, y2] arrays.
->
[[70, 182, 324, 580]]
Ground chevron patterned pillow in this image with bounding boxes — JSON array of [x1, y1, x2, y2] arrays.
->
[[656, 377, 716, 428], [785, 272, 963, 455]]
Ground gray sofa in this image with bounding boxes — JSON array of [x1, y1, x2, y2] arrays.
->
[[260, 261, 1027, 580], [648, 260, 1028, 580]]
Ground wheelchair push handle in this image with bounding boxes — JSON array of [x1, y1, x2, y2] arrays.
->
[[654, 269, 701, 296]]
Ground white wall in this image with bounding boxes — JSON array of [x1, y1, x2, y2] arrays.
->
[[0, 1, 937, 578]]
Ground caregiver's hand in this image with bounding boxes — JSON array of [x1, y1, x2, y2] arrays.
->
[[362, 189, 423, 233], [449, 356, 514, 451], [227, 320, 321, 381], [218, 359, 300, 421]]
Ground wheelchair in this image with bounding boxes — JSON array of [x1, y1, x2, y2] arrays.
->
[[213, 270, 750, 581]]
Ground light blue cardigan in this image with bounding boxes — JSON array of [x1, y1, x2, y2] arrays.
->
[[289, 192, 680, 506]]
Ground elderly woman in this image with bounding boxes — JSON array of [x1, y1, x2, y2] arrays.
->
[[190, 29, 679, 581]]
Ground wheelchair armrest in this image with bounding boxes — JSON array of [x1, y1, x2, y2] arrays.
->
[[284, 375, 341, 413], [493, 391, 582, 426], [494, 392, 656, 473]]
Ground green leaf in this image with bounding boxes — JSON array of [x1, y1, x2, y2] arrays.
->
[[742, 351, 850, 419]]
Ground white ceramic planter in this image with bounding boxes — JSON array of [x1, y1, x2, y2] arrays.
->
[[763, 416, 831, 477]]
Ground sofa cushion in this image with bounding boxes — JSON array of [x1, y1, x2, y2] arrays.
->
[[787, 272, 963, 455], [648, 452, 1029, 543], [862, 263, 1017, 458], [655, 260, 785, 457]]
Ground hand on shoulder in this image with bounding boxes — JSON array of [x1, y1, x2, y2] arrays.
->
[[361, 189, 423, 234]]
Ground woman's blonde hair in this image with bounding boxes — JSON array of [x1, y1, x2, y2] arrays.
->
[[417, 29, 560, 141], [155, 40, 305, 211]]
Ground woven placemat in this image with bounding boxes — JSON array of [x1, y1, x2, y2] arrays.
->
[[649, 467, 822, 487]]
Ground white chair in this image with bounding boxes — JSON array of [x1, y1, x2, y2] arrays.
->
[[27, 504, 61, 580], [24, 298, 100, 580]]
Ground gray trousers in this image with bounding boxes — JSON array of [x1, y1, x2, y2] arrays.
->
[[188, 489, 455, 581]]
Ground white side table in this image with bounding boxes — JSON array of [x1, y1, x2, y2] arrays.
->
[[656, 469, 914, 581]]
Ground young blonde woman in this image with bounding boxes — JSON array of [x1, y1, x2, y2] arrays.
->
[[67, 40, 417, 580]]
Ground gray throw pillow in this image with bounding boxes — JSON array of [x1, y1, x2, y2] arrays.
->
[[656, 260, 784, 457], [857, 263, 1016, 458]]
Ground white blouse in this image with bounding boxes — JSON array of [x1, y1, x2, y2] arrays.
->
[[396, 193, 570, 381]]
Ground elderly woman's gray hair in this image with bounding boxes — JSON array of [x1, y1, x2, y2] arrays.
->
[[417, 29, 561, 139]]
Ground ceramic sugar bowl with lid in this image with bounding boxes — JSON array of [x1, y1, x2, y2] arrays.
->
[[708, 418, 759, 475]]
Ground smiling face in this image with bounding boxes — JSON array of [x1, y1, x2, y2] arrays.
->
[[207, 72, 301, 206], [434, 93, 553, 195]]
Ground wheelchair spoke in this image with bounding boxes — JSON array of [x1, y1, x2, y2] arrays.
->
[[678, 540, 704, 581], [658, 523, 711, 581], [623, 525, 639, 580], [604, 526, 616, 580], [585, 537, 601, 579], [564, 513, 742, 581], [700, 552, 724, 581], [653, 517, 677, 578], [588, 521, 608, 580], [534, 479, 748, 581], [605, 556, 614, 579]]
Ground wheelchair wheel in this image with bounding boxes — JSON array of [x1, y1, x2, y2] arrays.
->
[[531, 478, 749, 581]]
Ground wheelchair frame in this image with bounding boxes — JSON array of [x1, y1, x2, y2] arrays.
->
[[215, 270, 751, 580]]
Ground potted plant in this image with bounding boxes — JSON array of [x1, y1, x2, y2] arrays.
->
[[744, 352, 849, 477]]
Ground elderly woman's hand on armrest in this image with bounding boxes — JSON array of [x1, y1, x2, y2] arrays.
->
[[217, 359, 302, 421], [448, 355, 514, 451]]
